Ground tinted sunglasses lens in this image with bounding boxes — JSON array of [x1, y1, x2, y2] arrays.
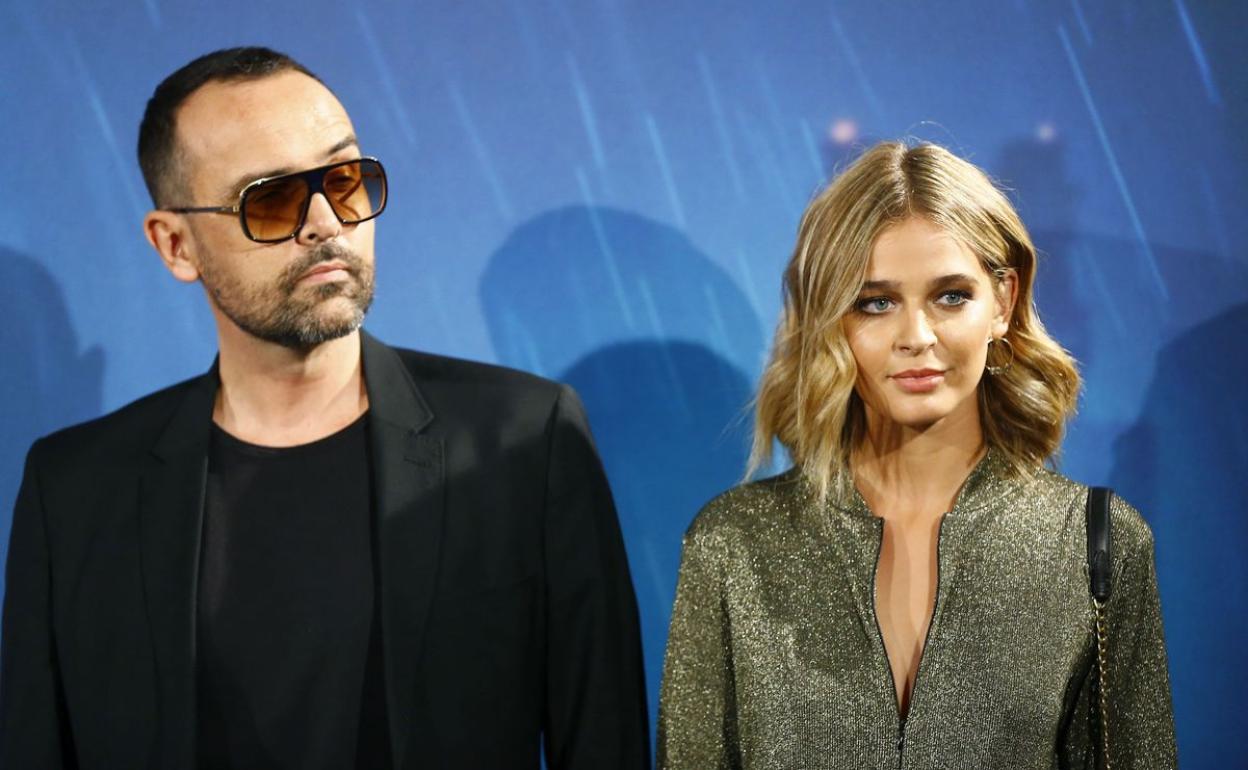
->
[[243, 176, 309, 241], [324, 159, 386, 224]]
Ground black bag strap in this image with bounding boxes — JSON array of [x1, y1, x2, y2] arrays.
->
[[1086, 487, 1113, 603], [1086, 486, 1114, 769]]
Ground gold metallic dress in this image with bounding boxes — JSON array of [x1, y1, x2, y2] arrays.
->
[[658, 452, 1177, 769]]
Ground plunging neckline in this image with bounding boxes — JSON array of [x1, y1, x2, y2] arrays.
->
[[873, 510, 945, 719]]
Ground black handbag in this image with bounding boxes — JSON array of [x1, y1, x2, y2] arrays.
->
[[1086, 487, 1113, 770]]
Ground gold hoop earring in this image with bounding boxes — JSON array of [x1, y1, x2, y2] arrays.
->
[[986, 336, 1014, 375]]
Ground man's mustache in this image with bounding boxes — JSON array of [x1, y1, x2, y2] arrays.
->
[[278, 243, 368, 291]]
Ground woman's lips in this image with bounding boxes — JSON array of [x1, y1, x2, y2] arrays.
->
[[891, 369, 946, 393]]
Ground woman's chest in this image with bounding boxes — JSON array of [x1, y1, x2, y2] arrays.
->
[[721, 515, 1095, 760]]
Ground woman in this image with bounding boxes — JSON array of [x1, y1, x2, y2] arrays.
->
[[658, 142, 1176, 768]]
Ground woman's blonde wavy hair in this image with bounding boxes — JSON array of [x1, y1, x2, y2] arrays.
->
[[749, 141, 1080, 499]]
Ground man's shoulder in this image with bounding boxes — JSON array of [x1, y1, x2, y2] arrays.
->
[[32, 373, 207, 465], [384, 343, 565, 407], [374, 342, 587, 452]]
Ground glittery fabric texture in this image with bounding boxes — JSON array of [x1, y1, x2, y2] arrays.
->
[[657, 452, 1177, 769]]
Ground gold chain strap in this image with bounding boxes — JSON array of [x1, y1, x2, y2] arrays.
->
[[1093, 597, 1112, 770]]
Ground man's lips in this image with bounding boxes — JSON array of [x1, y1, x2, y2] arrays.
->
[[890, 368, 946, 393], [298, 261, 352, 284]]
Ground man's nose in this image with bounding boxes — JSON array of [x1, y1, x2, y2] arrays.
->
[[296, 193, 342, 245]]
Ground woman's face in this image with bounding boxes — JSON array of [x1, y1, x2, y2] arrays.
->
[[843, 216, 1015, 435]]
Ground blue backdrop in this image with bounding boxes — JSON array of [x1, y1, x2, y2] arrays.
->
[[2, 1, 1244, 765]]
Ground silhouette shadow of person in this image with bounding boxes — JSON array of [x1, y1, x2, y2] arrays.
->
[[1109, 301, 1248, 767], [0, 246, 104, 600], [480, 205, 764, 721]]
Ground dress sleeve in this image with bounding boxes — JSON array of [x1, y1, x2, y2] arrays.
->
[[657, 518, 740, 770], [0, 440, 73, 767], [1060, 496, 1178, 769]]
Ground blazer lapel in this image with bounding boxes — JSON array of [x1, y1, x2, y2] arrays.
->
[[138, 368, 217, 767], [361, 331, 443, 769]]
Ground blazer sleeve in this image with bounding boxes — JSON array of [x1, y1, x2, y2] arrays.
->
[[1, 440, 74, 768], [1060, 497, 1178, 769], [657, 517, 739, 770], [540, 385, 650, 770]]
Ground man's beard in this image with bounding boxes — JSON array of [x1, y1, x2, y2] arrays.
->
[[200, 242, 375, 351]]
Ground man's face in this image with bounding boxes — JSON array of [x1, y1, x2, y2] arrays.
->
[[173, 71, 376, 349]]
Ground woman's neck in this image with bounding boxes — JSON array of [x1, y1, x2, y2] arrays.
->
[[852, 409, 986, 522]]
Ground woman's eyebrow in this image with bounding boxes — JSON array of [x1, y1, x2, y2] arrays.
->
[[929, 272, 978, 288], [859, 273, 977, 293]]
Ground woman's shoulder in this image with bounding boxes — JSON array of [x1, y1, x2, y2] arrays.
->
[[684, 467, 810, 546], [1031, 466, 1157, 559]]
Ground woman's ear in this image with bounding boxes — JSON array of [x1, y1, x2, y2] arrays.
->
[[992, 268, 1019, 338]]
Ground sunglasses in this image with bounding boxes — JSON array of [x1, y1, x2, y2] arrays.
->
[[165, 157, 388, 243]]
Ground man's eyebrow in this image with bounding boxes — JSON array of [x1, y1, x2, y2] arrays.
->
[[858, 273, 978, 293], [222, 167, 287, 200], [218, 135, 361, 200], [324, 134, 359, 158]]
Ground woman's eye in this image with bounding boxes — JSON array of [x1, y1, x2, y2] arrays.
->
[[856, 297, 894, 314], [937, 290, 971, 307]]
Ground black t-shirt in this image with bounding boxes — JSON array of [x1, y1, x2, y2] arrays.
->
[[197, 414, 390, 769]]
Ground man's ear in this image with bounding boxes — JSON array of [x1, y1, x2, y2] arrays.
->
[[144, 210, 201, 283], [992, 267, 1019, 339]]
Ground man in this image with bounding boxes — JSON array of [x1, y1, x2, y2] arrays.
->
[[0, 47, 649, 769]]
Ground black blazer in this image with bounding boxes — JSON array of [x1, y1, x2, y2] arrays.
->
[[0, 332, 650, 769]]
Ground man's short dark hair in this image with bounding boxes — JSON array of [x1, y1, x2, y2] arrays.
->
[[137, 47, 324, 207]]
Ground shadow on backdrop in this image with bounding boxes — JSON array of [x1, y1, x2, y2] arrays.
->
[[995, 137, 1088, 350], [996, 134, 1244, 462], [1109, 302, 1248, 770], [0, 247, 104, 601], [562, 342, 752, 727], [480, 206, 765, 379], [480, 206, 763, 728]]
